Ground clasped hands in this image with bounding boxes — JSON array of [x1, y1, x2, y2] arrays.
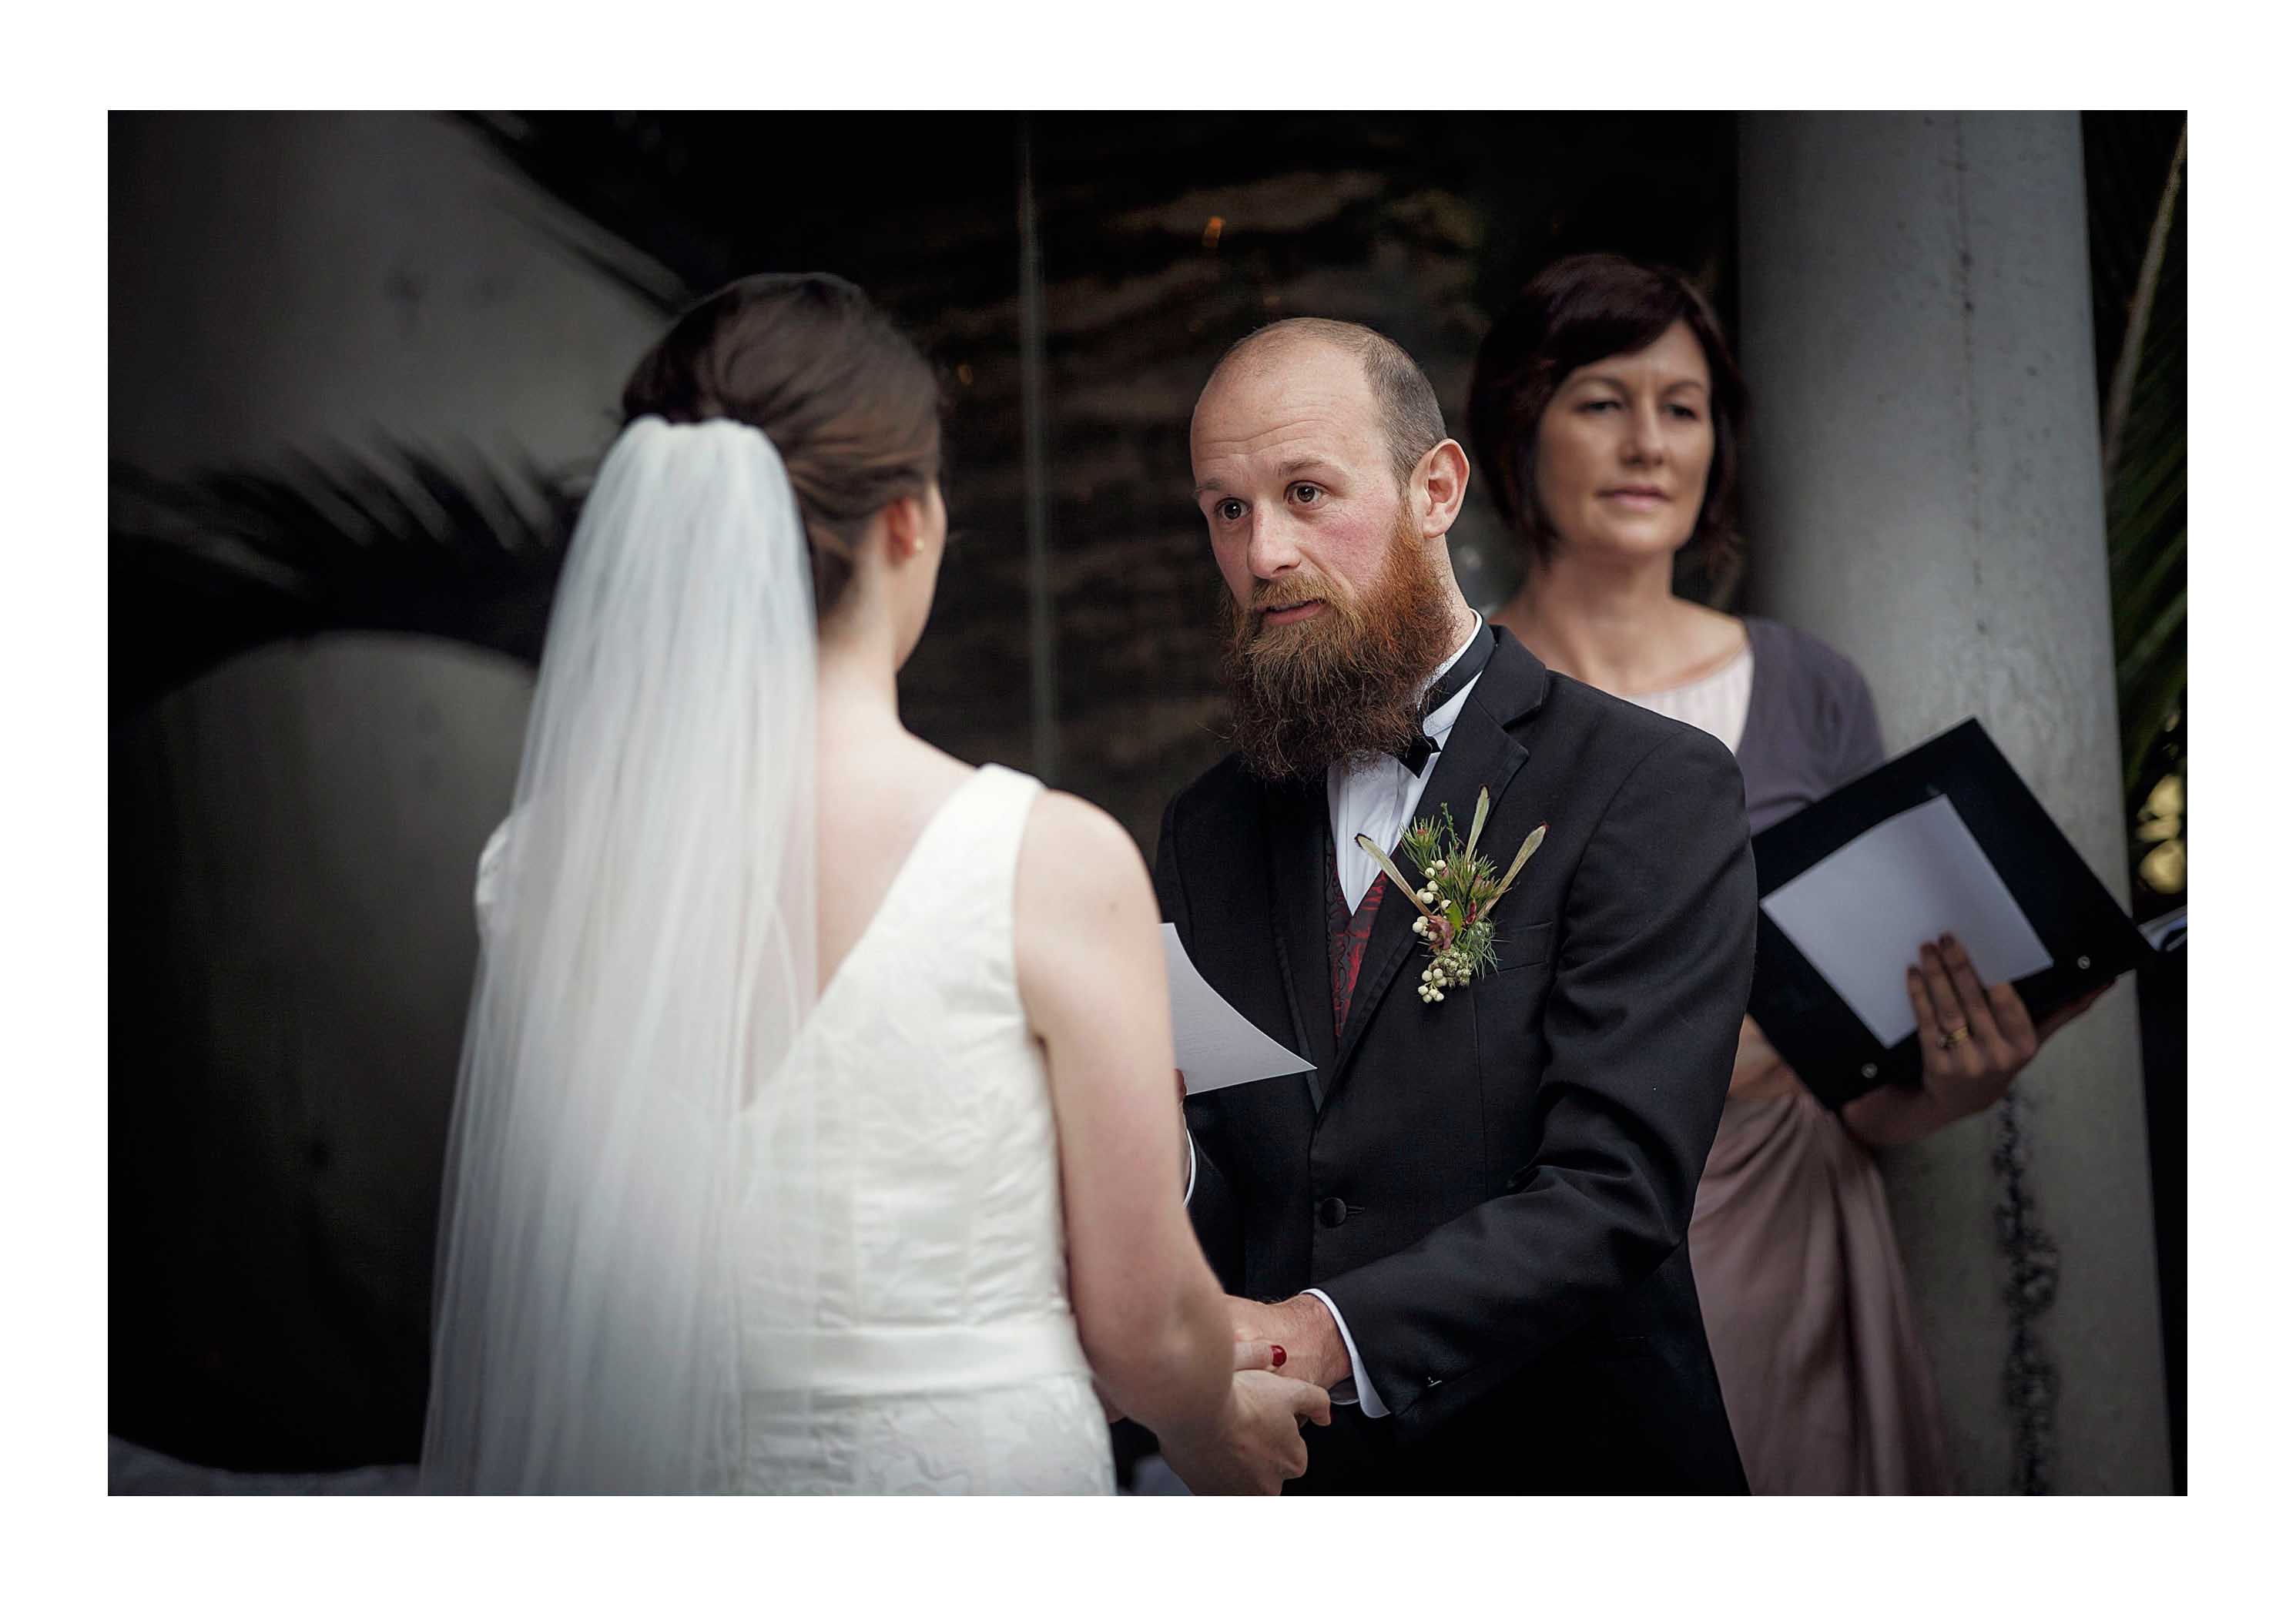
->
[[1157, 1298, 1339, 1495]]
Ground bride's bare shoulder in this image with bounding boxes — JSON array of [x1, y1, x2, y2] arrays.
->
[[1014, 789, 1162, 1040], [1018, 788, 1151, 901]]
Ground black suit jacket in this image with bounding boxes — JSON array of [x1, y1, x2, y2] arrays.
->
[[1155, 628, 1755, 1493]]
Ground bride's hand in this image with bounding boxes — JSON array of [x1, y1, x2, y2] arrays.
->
[[1098, 1336, 1289, 1425], [1158, 1368, 1331, 1495]]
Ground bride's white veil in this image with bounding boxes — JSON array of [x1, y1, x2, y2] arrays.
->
[[420, 415, 817, 1492]]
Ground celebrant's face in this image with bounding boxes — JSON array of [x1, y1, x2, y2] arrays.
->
[[1192, 340, 1413, 633], [1532, 319, 1714, 564]]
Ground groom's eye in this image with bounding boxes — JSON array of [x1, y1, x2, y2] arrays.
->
[[1289, 484, 1323, 506]]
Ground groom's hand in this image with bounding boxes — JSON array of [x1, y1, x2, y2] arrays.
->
[[1157, 1368, 1331, 1495], [1225, 1294, 1349, 1391]]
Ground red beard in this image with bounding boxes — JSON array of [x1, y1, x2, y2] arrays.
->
[[1218, 517, 1460, 782]]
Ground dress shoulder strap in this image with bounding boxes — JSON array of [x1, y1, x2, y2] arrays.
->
[[903, 765, 1044, 995], [936, 763, 1044, 902]]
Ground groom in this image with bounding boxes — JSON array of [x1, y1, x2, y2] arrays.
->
[[1154, 319, 1755, 1493]]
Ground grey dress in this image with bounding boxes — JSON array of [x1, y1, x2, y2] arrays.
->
[[1679, 618, 1955, 1495]]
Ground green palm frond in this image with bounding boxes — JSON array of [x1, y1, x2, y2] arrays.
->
[[112, 443, 585, 720], [2090, 116, 2187, 821]]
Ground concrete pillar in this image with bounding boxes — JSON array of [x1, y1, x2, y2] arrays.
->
[[110, 111, 663, 480], [1736, 112, 2171, 1492]]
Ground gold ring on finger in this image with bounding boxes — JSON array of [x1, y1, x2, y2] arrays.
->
[[1938, 1024, 1972, 1050]]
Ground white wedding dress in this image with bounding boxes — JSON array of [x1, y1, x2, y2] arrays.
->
[[476, 762, 1113, 1495]]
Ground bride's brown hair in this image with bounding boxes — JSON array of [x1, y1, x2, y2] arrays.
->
[[621, 272, 943, 619]]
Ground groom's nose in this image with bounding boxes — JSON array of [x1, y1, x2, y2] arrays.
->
[[1245, 508, 1306, 581]]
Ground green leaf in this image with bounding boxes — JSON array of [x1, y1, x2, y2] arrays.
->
[[1356, 835, 1433, 914], [2123, 671, 2186, 799], [1481, 822, 1548, 918], [110, 444, 583, 721], [2101, 122, 2186, 486], [1463, 788, 1492, 868], [2090, 115, 2186, 843]]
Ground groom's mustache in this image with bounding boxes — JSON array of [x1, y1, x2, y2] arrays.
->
[[1245, 574, 1346, 632]]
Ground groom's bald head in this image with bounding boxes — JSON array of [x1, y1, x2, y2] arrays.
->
[[1196, 318, 1449, 488]]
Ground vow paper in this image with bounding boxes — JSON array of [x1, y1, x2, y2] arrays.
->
[[1759, 794, 2053, 1047], [1162, 923, 1316, 1095]]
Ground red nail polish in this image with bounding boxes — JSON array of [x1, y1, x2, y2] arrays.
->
[[1270, 1344, 1287, 1369]]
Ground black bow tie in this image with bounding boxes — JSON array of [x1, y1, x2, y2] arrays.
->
[[1394, 730, 1442, 777], [1387, 622, 1496, 776]]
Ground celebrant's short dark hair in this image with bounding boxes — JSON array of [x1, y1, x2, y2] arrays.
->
[[1468, 253, 1748, 588]]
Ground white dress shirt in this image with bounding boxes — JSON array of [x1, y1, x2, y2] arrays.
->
[[1187, 618, 1487, 1418]]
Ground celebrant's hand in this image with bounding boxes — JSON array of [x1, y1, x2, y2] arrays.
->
[[1906, 932, 2109, 1121], [1155, 1367, 1330, 1495], [1225, 1294, 1349, 1391]]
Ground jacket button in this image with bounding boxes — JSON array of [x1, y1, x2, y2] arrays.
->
[[1316, 1197, 1349, 1228]]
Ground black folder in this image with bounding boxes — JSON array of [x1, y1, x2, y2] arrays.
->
[[1748, 718, 2152, 1110]]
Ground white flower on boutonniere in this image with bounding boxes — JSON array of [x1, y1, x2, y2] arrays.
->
[[1357, 788, 1547, 1005]]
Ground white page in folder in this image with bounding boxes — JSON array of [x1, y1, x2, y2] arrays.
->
[[1161, 923, 1315, 1095], [1759, 794, 2053, 1048]]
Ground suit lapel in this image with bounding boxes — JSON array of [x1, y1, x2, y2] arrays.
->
[[1320, 629, 1550, 1113], [1264, 775, 1338, 1106]]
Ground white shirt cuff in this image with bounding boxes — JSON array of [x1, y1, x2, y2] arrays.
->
[[1302, 1289, 1389, 1418], [1182, 1128, 1196, 1206]]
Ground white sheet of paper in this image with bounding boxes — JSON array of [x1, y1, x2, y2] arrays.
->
[[1161, 923, 1315, 1095], [1759, 794, 2053, 1048]]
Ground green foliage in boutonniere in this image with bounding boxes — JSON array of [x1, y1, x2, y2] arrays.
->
[[1357, 788, 1547, 1006]]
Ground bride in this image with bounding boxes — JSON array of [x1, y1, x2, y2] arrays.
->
[[419, 273, 1328, 1494]]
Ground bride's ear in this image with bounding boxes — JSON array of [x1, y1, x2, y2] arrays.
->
[[879, 494, 927, 564], [878, 484, 947, 568]]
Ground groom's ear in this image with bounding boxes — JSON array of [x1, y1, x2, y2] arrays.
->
[[1415, 440, 1471, 537]]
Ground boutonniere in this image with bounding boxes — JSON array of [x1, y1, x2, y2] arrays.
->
[[1357, 788, 1547, 1005]]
